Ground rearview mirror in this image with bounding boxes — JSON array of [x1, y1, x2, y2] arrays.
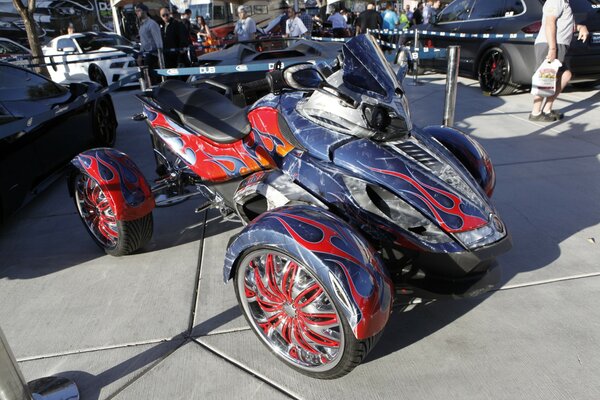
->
[[61, 46, 76, 53], [283, 63, 324, 91]]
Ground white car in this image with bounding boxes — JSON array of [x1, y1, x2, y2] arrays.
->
[[42, 31, 138, 87]]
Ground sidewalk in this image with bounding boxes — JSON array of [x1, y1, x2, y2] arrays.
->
[[1, 74, 599, 400]]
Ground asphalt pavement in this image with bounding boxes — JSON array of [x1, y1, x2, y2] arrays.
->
[[1, 72, 599, 400]]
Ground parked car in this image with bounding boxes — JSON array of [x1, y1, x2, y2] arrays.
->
[[42, 31, 138, 87], [408, 0, 600, 95], [0, 62, 117, 223], [189, 38, 343, 86], [0, 37, 31, 67]]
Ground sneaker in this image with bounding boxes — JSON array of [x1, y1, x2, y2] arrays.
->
[[528, 112, 557, 122], [544, 110, 564, 120]]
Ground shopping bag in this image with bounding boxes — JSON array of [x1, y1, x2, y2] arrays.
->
[[531, 59, 562, 97]]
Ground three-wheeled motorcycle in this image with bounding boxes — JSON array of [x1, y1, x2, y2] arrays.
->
[[69, 35, 511, 379]]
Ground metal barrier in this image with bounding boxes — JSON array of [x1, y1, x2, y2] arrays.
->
[[443, 46, 460, 127], [0, 326, 79, 400]]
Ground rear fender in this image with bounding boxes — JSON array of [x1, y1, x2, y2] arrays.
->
[[70, 148, 155, 221], [423, 125, 496, 197], [224, 205, 394, 340]]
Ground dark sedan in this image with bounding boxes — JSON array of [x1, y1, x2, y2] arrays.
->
[[410, 0, 600, 95], [189, 38, 343, 87], [0, 62, 117, 223]]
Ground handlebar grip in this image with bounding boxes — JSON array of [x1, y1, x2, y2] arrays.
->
[[238, 78, 270, 93]]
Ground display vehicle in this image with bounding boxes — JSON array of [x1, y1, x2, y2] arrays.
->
[[68, 35, 511, 378], [0, 62, 117, 223], [43, 31, 138, 87]]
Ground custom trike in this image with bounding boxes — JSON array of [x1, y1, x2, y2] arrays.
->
[[69, 35, 511, 379]]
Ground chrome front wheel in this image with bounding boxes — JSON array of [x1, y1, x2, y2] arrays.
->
[[234, 247, 377, 379]]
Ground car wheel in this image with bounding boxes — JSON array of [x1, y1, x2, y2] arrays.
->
[[89, 65, 108, 87], [478, 47, 517, 96], [71, 171, 153, 256], [92, 96, 117, 147], [234, 246, 382, 379]]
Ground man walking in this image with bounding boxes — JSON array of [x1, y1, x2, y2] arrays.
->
[[529, 0, 588, 122], [135, 3, 163, 83]]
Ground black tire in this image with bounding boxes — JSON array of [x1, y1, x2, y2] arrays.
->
[[70, 171, 153, 256], [478, 47, 517, 96], [89, 65, 108, 87], [92, 96, 117, 147], [233, 246, 382, 379]]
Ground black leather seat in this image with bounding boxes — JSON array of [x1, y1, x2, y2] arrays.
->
[[153, 80, 250, 144]]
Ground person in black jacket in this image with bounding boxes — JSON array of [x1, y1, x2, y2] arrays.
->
[[160, 7, 189, 68], [356, 3, 382, 35]]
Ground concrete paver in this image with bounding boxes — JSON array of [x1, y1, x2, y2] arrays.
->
[[112, 341, 290, 400], [200, 277, 600, 400]]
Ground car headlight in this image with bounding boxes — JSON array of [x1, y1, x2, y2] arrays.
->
[[110, 61, 126, 69], [342, 175, 453, 244]]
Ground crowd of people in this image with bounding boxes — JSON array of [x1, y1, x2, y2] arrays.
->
[[308, 1, 445, 38]]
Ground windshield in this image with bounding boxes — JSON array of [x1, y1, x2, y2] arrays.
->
[[342, 34, 400, 99], [76, 34, 132, 52]]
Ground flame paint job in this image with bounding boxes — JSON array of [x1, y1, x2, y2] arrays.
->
[[332, 139, 490, 233], [71, 148, 154, 221], [144, 104, 295, 182], [224, 205, 393, 340]]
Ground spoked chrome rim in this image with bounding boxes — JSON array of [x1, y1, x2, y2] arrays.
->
[[237, 249, 344, 371], [74, 174, 118, 249]]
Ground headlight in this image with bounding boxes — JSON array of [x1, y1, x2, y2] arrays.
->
[[110, 62, 126, 69], [454, 214, 506, 249], [342, 175, 453, 244], [362, 104, 409, 142]]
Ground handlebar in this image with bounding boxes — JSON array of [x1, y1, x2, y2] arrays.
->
[[238, 78, 271, 94]]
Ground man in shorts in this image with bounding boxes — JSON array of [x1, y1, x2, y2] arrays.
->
[[529, 0, 588, 122]]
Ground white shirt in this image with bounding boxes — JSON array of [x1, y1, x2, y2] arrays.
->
[[286, 16, 308, 37]]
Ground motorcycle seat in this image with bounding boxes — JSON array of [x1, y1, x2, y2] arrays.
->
[[153, 80, 250, 144]]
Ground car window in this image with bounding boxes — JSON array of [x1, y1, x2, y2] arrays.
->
[[436, 0, 475, 23], [56, 38, 77, 51], [503, 0, 525, 17], [0, 41, 27, 54], [0, 65, 68, 101], [469, 0, 506, 19]]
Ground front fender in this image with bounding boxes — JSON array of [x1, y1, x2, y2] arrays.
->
[[423, 125, 496, 197], [70, 148, 155, 221], [224, 205, 393, 340]]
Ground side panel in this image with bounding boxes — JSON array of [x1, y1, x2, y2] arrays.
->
[[422, 125, 496, 197], [71, 148, 154, 221], [144, 105, 295, 182], [224, 205, 394, 340]]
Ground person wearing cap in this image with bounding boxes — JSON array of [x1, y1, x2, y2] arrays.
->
[[135, 3, 163, 83], [234, 6, 256, 42]]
